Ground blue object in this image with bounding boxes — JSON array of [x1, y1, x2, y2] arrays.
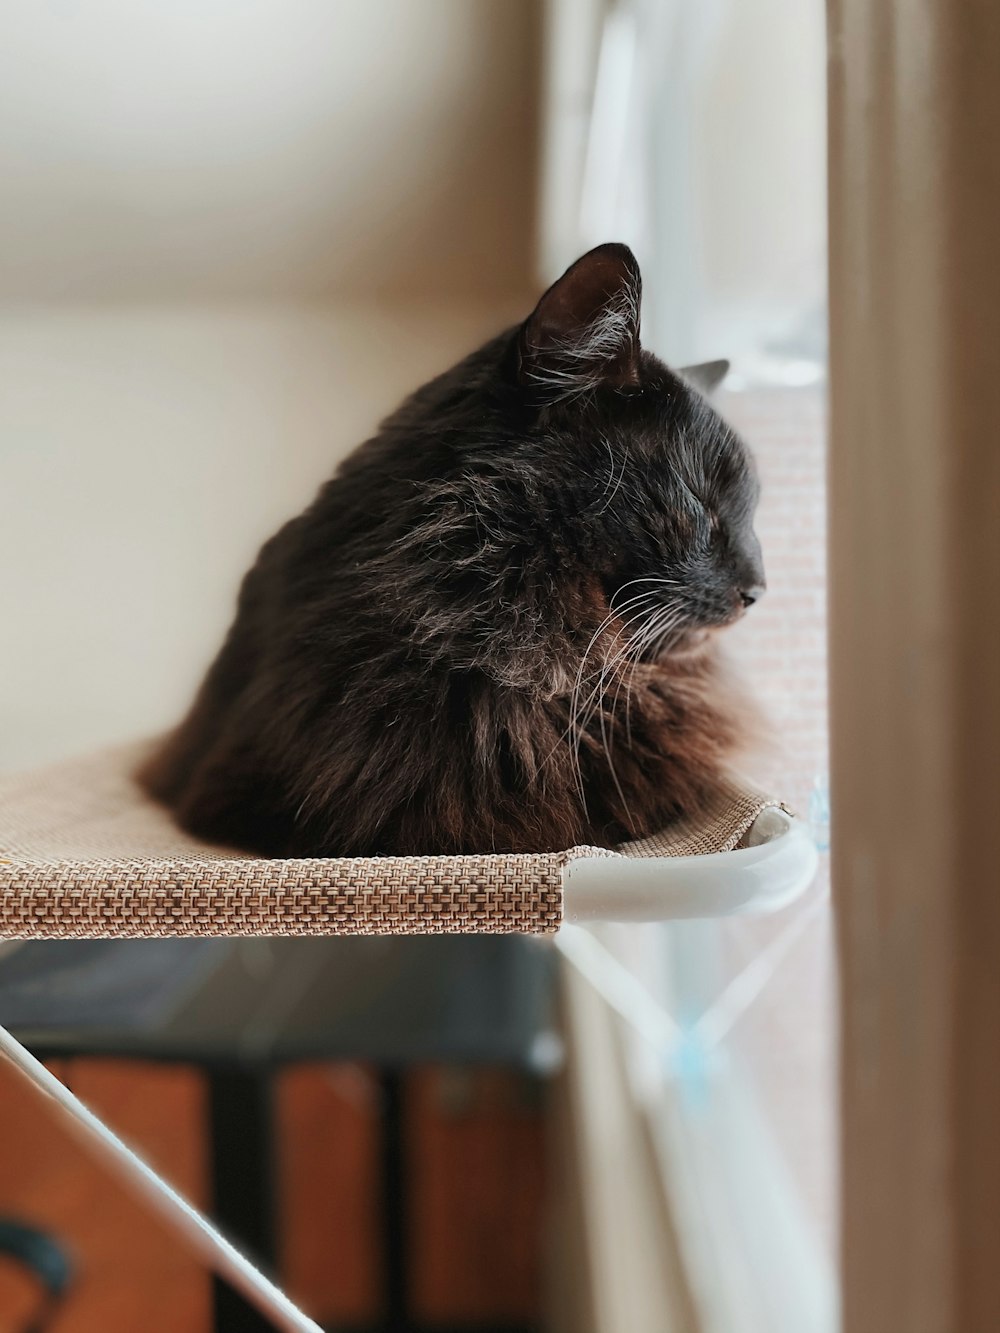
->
[[809, 772, 830, 852]]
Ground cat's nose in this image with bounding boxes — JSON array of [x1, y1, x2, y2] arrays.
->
[[739, 584, 765, 609]]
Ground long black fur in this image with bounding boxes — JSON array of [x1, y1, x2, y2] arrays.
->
[[140, 244, 765, 855]]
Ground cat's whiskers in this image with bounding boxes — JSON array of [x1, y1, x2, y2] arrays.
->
[[591, 438, 617, 511], [568, 582, 685, 816], [602, 600, 684, 768], [544, 577, 691, 821], [592, 439, 629, 516], [566, 594, 660, 808], [574, 590, 691, 830], [566, 593, 663, 793], [588, 599, 686, 832], [575, 582, 683, 718], [620, 601, 687, 748]]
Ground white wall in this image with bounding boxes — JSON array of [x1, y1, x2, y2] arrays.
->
[[0, 0, 538, 299], [0, 301, 528, 770], [0, 1, 540, 770]]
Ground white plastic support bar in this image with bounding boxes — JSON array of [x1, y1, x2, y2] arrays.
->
[[0, 1023, 322, 1333], [562, 808, 818, 924]]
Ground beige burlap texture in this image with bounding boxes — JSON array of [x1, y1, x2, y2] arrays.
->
[[0, 743, 774, 938]]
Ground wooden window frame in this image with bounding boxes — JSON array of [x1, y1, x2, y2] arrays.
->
[[829, 3, 1000, 1328]]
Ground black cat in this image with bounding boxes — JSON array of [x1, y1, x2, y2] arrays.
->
[[140, 243, 764, 856]]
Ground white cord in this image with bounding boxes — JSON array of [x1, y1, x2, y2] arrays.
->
[[693, 889, 830, 1049], [0, 1023, 321, 1333], [556, 888, 828, 1058], [555, 923, 680, 1050]]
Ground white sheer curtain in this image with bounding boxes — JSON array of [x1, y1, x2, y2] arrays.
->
[[541, 5, 835, 1330], [540, 0, 826, 377]]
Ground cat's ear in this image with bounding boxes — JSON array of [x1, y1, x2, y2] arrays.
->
[[518, 242, 642, 398], [679, 359, 730, 395]]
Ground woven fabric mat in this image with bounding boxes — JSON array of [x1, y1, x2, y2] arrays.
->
[[0, 743, 775, 939]]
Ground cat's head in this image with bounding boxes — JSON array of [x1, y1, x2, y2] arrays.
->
[[511, 242, 764, 654], [364, 243, 763, 675]]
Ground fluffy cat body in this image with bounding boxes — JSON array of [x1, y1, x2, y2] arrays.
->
[[140, 245, 765, 856]]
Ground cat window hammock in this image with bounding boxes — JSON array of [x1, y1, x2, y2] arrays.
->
[[0, 741, 817, 939], [0, 740, 817, 1330]]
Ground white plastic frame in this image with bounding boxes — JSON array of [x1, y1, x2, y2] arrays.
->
[[562, 807, 818, 924]]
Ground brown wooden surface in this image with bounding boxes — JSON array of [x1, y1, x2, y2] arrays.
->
[[0, 1058, 209, 1333], [829, 1, 1000, 1328], [408, 1067, 546, 1326], [0, 1059, 547, 1331], [277, 1063, 382, 1325]]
